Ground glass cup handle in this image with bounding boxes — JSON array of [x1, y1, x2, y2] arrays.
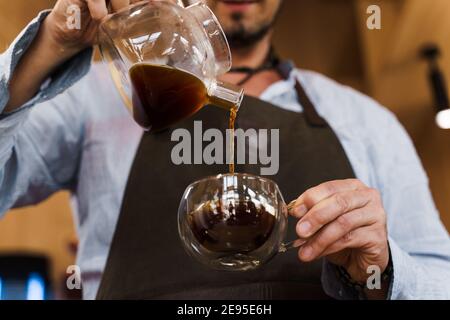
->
[[278, 200, 306, 253], [279, 240, 304, 253]]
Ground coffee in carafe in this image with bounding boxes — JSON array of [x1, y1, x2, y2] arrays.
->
[[129, 63, 240, 175], [129, 63, 240, 133], [130, 64, 208, 132]]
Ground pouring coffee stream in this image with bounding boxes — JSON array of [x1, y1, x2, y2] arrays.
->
[[181, 47, 308, 268], [126, 50, 301, 270], [100, 0, 302, 270], [128, 63, 239, 181], [126, 62, 302, 269]]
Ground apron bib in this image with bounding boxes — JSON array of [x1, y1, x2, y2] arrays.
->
[[96, 64, 356, 299]]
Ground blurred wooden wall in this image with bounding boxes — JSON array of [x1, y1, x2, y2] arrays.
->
[[1, 0, 450, 298], [351, 0, 450, 230], [0, 0, 75, 298], [274, 0, 450, 231]]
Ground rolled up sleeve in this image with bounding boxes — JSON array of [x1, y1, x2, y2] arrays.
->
[[0, 10, 93, 115], [375, 109, 450, 300], [0, 11, 93, 215], [321, 90, 450, 300]]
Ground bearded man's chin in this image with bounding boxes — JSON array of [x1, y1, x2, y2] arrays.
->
[[226, 24, 272, 49]]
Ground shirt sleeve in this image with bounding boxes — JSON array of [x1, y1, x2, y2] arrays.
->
[[375, 112, 450, 299], [321, 95, 450, 300], [0, 11, 94, 215]]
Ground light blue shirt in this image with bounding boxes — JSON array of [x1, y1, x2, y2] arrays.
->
[[1, 12, 450, 300]]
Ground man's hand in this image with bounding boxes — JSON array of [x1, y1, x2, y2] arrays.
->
[[45, 0, 142, 56], [289, 179, 389, 289], [3, 0, 140, 112]]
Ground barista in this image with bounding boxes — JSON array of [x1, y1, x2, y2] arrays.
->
[[1, 0, 450, 300]]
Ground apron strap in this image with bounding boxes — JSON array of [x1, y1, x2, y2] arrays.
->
[[277, 60, 327, 127]]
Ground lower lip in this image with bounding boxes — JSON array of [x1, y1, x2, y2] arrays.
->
[[219, 0, 258, 12]]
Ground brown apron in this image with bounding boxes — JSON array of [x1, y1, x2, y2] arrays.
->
[[96, 62, 356, 300]]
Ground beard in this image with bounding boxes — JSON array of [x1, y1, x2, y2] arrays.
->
[[225, 12, 274, 49]]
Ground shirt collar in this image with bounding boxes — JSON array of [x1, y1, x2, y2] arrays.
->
[[259, 63, 297, 101]]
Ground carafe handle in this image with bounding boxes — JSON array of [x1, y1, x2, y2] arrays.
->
[[186, 2, 232, 75]]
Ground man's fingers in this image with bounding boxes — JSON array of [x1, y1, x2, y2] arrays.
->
[[289, 179, 365, 218], [110, 0, 130, 11], [295, 188, 375, 238], [320, 226, 376, 258], [85, 0, 108, 21], [287, 199, 307, 218], [297, 209, 374, 262], [86, 0, 177, 22]]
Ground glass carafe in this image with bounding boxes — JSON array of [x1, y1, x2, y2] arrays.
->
[[98, 0, 243, 132]]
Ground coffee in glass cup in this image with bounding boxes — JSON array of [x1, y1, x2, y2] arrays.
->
[[178, 173, 299, 271]]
